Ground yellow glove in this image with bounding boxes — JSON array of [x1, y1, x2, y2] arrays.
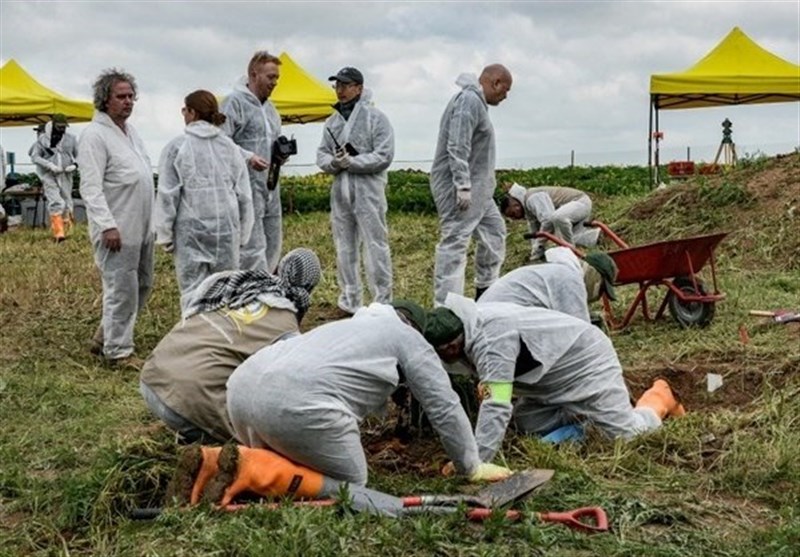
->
[[469, 463, 514, 483]]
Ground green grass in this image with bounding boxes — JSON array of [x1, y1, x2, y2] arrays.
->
[[1, 179, 799, 555]]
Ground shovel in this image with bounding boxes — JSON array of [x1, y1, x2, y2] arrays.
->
[[401, 468, 554, 508], [342, 484, 608, 533]]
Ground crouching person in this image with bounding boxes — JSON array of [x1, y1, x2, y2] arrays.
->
[[225, 301, 513, 486], [139, 248, 321, 444], [426, 294, 685, 462]]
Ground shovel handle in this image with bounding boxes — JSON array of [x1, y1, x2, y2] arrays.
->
[[536, 507, 609, 533], [464, 506, 609, 533]]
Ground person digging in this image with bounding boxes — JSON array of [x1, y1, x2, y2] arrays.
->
[[424, 294, 685, 463]]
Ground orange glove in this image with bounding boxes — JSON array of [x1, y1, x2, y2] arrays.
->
[[203, 444, 326, 507]]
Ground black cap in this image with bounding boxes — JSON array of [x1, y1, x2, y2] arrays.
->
[[328, 67, 364, 85]]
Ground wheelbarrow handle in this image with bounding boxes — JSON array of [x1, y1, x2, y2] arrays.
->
[[536, 506, 609, 533]]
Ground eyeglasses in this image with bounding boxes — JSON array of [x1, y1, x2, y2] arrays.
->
[[332, 82, 358, 90]]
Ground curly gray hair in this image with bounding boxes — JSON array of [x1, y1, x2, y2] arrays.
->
[[92, 68, 138, 112]]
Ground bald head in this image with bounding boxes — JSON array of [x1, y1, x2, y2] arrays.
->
[[479, 64, 513, 106]]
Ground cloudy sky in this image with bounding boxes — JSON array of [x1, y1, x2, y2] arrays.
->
[[1, 0, 798, 176]]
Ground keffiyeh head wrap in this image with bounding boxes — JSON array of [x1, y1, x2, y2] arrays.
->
[[185, 248, 321, 320]]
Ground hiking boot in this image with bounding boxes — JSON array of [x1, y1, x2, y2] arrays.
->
[[88, 325, 104, 356], [105, 355, 145, 370]]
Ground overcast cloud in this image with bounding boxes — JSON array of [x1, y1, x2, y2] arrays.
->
[[1, 0, 798, 175]]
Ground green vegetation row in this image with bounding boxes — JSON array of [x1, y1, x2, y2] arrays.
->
[[9, 164, 656, 214]]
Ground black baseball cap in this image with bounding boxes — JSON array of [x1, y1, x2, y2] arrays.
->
[[328, 67, 364, 85]]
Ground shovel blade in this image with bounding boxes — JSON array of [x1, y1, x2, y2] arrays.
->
[[474, 469, 554, 508]]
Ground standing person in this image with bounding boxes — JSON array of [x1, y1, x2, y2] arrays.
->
[[155, 90, 254, 315], [0, 145, 7, 233], [221, 51, 288, 273], [226, 301, 512, 485], [501, 183, 600, 261], [430, 64, 513, 305], [79, 69, 154, 367], [29, 114, 78, 241], [317, 67, 395, 316]]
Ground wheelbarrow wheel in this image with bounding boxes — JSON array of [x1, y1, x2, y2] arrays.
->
[[667, 276, 715, 328]]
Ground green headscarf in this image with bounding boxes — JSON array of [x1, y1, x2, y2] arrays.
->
[[584, 252, 618, 301], [391, 300, 427, 332], [424, 307, 464, 347]]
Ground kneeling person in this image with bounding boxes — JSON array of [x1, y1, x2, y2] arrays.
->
[[139, 248, 321, 444], [426, 294, 685, 462], [226, 301, 512, 486]]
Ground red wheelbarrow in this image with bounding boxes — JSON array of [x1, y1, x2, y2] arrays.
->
[[530, 222, 728, 329]]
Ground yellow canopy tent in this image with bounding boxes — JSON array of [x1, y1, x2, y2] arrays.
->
[[647, 27, 800, 184], [0, 59, 94, 126], [271, 52, 336, 124]]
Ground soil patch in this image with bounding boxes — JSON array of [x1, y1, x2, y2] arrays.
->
[[624, 353, 797, 412]]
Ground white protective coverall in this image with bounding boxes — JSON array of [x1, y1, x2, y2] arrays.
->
[[155, 120, 254, 315], [316, 89, 395, 313], [508, 184, 600, 256], [227, 303, 482, 485], [443, 293, 661, 462], [30, 121, 79, 217], [430, 74, 506, 305], [78, 111, 155, 359], [479, 247, 591, 322], [221, 79, 283, 272]]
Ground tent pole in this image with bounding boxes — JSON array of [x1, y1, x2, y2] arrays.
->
[[648, 96, 654, 188], [654, 100, 661, 185]]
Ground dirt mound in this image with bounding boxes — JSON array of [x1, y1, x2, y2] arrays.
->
[[624, 152, 800, 270]]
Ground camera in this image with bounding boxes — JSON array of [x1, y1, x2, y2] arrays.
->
[[273, 135, 298, 159]]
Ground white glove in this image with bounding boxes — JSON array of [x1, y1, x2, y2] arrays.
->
[[64, 164, 77, 173], [469, 463, 514, 483], [47, 162, 62, 174], [161, 242, 174, 254], [456, 189, 471, 211], [335, 149, 351, 170]]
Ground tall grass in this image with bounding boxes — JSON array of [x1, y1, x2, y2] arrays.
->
[[1, 188, 798, 555]]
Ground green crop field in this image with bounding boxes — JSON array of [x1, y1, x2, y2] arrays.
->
[[1, 156, 798, 556]]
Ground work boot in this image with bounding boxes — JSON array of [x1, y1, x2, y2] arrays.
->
[[636, 379, 686, 419], [50, 214, 65, 242], [165, 445, 223, 506], [88, 324, 104, 356], [201, 444, 325, 506], [105, 355, 145, 371]]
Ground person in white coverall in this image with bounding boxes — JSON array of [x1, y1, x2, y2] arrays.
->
[[221, 51, 288, 272], [425, 294, 686, 463], [226, 300, 513, 485], [430, 64, 513, 304], [317, 67, 395, 315], [502, 183, 600, 261], [29, 114, 79, 241], [155, 90, 254, 315], [79, 69, 154, 365], [479, 247, 618, 322]]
